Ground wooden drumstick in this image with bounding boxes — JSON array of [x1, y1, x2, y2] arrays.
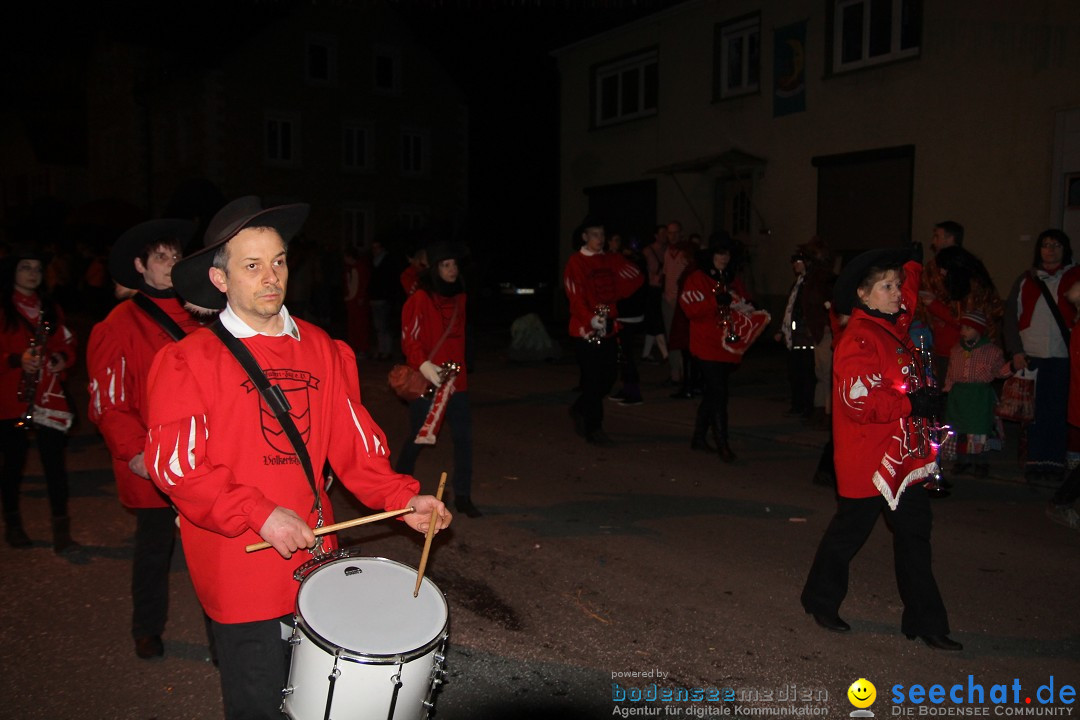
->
[[413, 472, 448, 597], [244, 507, 415, 553]]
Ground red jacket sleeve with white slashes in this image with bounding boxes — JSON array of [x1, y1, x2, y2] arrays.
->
[[143, 319, 418, 623], [563, 250, 644, 339], [87, 296, 203, 509]]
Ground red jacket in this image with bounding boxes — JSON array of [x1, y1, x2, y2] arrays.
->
[[144, 314, 418, 623], [833, 261, 937, 508], [563, 249, 643, 339], [87, 294, 203, 508], [0, 293, 76, 424], [401, 290, 467, 391], [679, 271, 769, 363]]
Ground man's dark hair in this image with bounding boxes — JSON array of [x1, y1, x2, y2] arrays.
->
[[935, 221, 964, 247]]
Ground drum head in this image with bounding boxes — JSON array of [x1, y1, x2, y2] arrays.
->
[[297, 556, 447, 657]]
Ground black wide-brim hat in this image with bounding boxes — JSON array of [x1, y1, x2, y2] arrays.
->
[[832, 247, 913, 316], [109, 219, 197, 290], [172, 195, 309, 311], [425, 240, 467, 267]]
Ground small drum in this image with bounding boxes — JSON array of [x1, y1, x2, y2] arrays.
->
[[283, 551, 449, 720]]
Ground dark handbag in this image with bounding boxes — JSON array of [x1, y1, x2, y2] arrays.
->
[[387, 296, 461, 401]]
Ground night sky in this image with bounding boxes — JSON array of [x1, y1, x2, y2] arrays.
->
[[2, 1, 685, 287]]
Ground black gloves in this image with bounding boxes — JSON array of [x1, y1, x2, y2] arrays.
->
[[907, 386, 943, 420]]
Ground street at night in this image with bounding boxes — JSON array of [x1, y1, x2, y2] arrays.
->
[[2, 337, 1076, 719]]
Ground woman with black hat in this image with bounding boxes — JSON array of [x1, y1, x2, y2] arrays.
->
[[0, 246, 79, 551], [801, 244, 963, 651], [394, 241, 480, 517], [678, 234, 769, 462]]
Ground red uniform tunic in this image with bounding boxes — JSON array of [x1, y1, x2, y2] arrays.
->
[[401, 290, 467, 391], [0, 293, 76, 424], [87, 294, 203, 508], [562, 248, 643, 339], [833, 261, 937, 509], [144, 311, 418, 623], [400, 265, 421, 297], [679, 271, 754, 363]]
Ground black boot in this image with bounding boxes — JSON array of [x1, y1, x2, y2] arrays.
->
[[690, 403, 713, 451], [51, 515, 79, 554], [4, 513, 31, 549], [454, 496, 483, 518]]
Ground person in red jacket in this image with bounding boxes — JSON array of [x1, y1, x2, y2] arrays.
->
[[145, 196, 450, 720], [87, 218, 203, 659], [678, 235, 769, 462], [563, 216, 644, 446], [394, 241, 479, 516], [801, 245, 963, 652], [0, 247, 78, 552]]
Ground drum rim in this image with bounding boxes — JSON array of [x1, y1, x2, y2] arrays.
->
[[294, 555, 449, 665]]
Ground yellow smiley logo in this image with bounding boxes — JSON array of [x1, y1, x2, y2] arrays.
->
[[848, 678, 877, 708]]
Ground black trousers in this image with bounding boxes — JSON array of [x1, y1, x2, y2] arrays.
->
[[0, 420, 69, 518], [572, 337, 618, 435], [131, 506, 176, 638], [787, 347, 816, 414], [694, 360, 733, 441], [395, 392, 473, 498], [801, 487, 950, 636], [211, 614, 293, 720]]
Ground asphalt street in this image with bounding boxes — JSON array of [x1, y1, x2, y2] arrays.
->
[[1, 332, 1077, 720]]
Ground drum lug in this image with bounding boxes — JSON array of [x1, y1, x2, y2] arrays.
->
[[281, 685, 294, 698]]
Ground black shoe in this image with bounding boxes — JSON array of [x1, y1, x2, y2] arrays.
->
[[586, 430, 615, 447], [717, 442, 736, 463], [669, 391, 693, 399], [5, 525, 31, 549], [812, 613, 850, 633], [906, 633, 963, 651], [454, 497, 483, 518], [620, 397, 643, 406], [690, 437, 715, 453], [568, 406, 586, 437], [607, 392, 627, 403], [134, 635, 165, 660]]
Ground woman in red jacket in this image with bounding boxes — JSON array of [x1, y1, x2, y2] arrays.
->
[[801, 245, 962, 651], [0, 248, 78, 551], [678, 236, 769, 462], [394, 242, 480, 517]]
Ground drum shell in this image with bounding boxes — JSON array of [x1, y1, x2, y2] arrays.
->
[[282, 554, 449, 720]]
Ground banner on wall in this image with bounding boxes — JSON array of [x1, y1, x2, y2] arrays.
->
[[773, 20, 807, 117]]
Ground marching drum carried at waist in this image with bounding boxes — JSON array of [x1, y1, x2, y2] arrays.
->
[[283, 550, 449, 720]]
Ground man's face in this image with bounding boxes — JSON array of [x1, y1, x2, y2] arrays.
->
[[582, 226, 605, 253], [210, 227, 288, 326], [930, 227, 953, 252], [136, 243, 181, 290], [667, 222, 682, 243]]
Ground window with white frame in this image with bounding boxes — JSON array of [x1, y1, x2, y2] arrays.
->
[[832, 0, 921, 73], [342, 204, 373, 249], [399, 205, 428, 230], [400, 129, 427, 176], [715, 15, 760, 100], [306, 34, 337, 84], [265, 114, 300, 166], [594, 49, 658, 127], [343, 122, 373, 171], [374, 46, 401, 94]]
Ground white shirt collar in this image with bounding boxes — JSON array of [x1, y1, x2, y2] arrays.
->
[[579, 246, 603, 257], [219, 303, 301, 341]]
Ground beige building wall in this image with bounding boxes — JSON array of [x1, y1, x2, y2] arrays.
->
[[556, 0, 1080, 311]]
